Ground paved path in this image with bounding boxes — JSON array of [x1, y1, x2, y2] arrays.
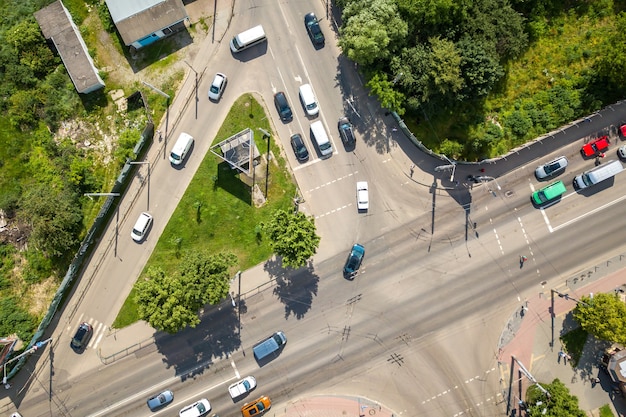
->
[[498, 253, 626, 417]]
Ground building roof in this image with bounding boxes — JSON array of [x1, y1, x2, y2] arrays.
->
[[34, 0, 104, 94], [105, 0, 188, 46], [608, 349, 626, 384]]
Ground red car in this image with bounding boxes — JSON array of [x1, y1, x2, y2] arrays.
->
[[580, 136, 609, 157], [620, 124, 626, 138]]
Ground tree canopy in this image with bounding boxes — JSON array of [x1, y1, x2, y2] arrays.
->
[[135, 251, 236, 333], [572, 292, 626, 344], [263, 209, 320, 269], [525, 378, 585, 417]]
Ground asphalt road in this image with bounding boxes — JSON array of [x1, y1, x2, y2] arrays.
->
[[8, 0, 626, 416]]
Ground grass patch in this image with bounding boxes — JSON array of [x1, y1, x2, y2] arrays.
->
[[599, 404, 615, 417], [113, 94, 296, 328], [560, 326, 588, 366]]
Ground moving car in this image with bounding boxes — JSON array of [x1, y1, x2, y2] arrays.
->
[[304, 12, 324, 46], [147, 390, 174, 411], [290, 133, 309, 162], [70, 322, 93, 352], [343, 243, 365, 278], [241, 396, 271, 416], [356, 181, 369, 210], [274, 92, 292, 122], [531, 180, 567, 206], [131, 211, 153, 242], [179, 398, 211, 417], [228, 376, 257, 399], [580, 136, 609, 157], [338, 116, 355, 146], [208, 72, 227, 101], [534, 156, 567, 180]]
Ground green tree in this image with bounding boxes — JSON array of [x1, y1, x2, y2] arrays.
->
[[428, 36, 463, 97], [525, 379, 585, 417], [457, 37, 504, 99], [135, 267, 201, 334], [179, 251, 236, 305], [366, 72, 406, 115], [135, 252, 236, 333], [19, 184, 83, 258], [339, 0, 408, 66], [573, 292, 626, 344], [391, 44, 433, 110], [263, 209, 320, 269]]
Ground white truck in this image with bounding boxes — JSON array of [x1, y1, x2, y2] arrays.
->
[[228, 376, 256, 399]]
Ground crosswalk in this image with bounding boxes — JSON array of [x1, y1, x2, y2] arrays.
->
[[67, 314, 107, 351]]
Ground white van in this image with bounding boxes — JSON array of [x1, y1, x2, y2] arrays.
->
[[573, 160, 623, 189], [310, 120, 332, 157], [230, 25, 266, 53], [299, 84, 319, 116], [169, 132, 194, 165]]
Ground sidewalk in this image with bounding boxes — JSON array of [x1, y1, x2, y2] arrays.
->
[[498, 256, 626, 416], [275, 395, 396, 417]]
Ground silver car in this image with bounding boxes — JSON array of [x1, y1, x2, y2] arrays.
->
[[208, 73, 227, 101], [535, 156, 568, 180], [617, 145, 626, 161]]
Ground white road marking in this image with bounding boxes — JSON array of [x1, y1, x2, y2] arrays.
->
[[307, 171, 358, 193]]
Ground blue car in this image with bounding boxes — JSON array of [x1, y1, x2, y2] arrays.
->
[[343, 244, 365, 278], [147, 390, 174, 411]]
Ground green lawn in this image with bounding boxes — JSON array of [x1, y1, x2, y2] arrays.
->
[[113, 94, 296, 328], [560, 326, 588, 367]]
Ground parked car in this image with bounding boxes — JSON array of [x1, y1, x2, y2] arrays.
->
[[228, 376, 257, 399], [290, 133, 309, 162], [343, 243, 365, 278], [304, 12, 324, 46], [356, 181, 369, 211], [70, 322, 93, 352], [580, 136, 609, 157], [620, 124, 626, 138], [131, 211, 153, 242], [534, 156, 568, 180], [241, 396, 271, 416], [147, 390, 174, 411], [179, 398, 211, 417], [618, 145, 626, 161], [274, 92, 293, 122], [338, 116, 355, 146], [208, 72, 227, 101]]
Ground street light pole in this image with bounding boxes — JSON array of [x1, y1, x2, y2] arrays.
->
[[84, 193, 120, 256], [142, 81, 171, 155], [3, 337, 52, 389], [258, 128, 271, 199], [129, 161, 151, 210], [183, 61, 198, 119], [440, 154, 457, 182]]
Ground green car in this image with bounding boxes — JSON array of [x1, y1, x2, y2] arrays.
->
[[531, 180, 567, 205]]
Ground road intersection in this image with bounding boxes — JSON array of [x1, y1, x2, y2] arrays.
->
[[3, 0, 626, 416]]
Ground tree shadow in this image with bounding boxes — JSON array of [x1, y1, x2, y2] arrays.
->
[[263, 257, 319, 320], [154, 302, 240, 381]]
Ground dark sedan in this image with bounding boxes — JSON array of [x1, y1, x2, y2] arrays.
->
[[343, 243, 365, 279], [304, 13, 325, 46]]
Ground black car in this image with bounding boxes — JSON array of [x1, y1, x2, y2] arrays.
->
[[70, 322, 93, 352], [290, 133, 309, 162], [274, 92, 293, 122], [304, 13, 325, 46], [343, 243, 365, 279], [338, 116, 355, 146]]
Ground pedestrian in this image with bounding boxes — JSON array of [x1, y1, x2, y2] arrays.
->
[[410, 164, 415, 178], [595, 156, 601, 166], [558, 351, 563, 363], [520, 255, 527, 268]]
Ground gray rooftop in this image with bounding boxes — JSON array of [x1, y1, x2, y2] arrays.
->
[[34, 0, 104, 94]]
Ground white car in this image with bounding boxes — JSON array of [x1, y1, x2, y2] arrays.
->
[[534, 156, 568, 180], [356, 181, 369, 211], [618, 145, 626, 161], [208, 72, 227, 101], [131, 212, 153, 242], [179, 398, 211, 417]]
